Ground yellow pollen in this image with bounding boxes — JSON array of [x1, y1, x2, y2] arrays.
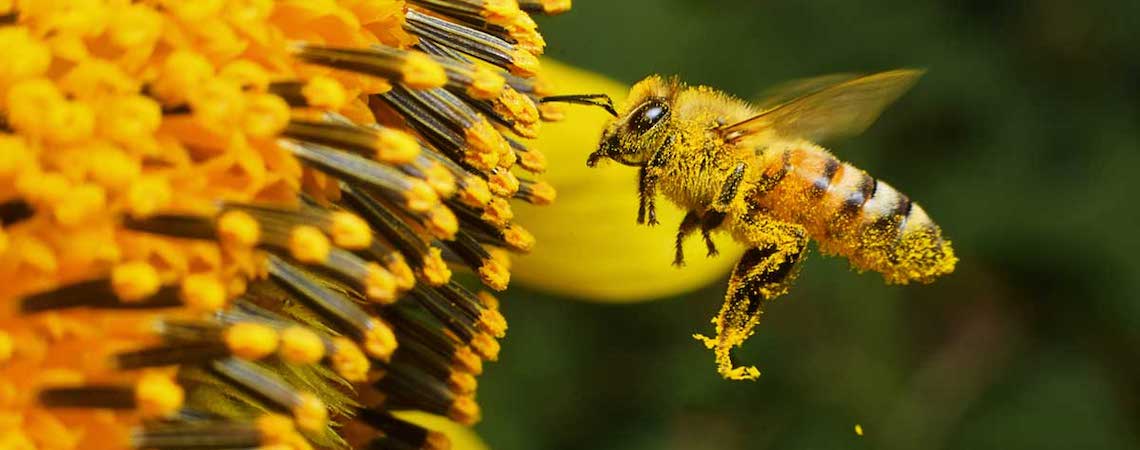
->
[[387, 255, 416, 291], [107, 4, 163, 49], [111, 261, 161, 302], [190, 79, 247, 134], [164, 0, 225, 21], [375, 128, 421, 164], [538, 102, 565, 121], [542, 0, 573, 14], [217, 210, 261, 247], [135, 372, 185, 418], [7, 79, 96, 145], [497, 88, 539, 126], [364, 263, 398, 304], [0, 27, 51, 84], [53, 184, 106, 226], [329, 212, 372, 249], [466, 66, 506, 100], [482, 197, 513, 227], [278, 326, 325, 365], [59, 60, 137, 100], [301, 75, 348, 110], [243, 93, 291, 138], [180, 273, 228, 312], [470, 333, 501, 362], [224, 322, 280, 360], [0, 135, 31, 178], [101, 94, 162, 149], [464, 120, 509, 168], [426, 205, 459, 240], [404, 179, 440, 213], [86, 144, 141, 191], [528, 180, 557, 205], [256, 414, 297, 444], [363, 319, 398, 361], [128, 176, 172, 218], [292, 392, 329, 432], [507, 37, 543, 61], [448, 395, 481, 426], [855, 424, 864, 436], [329, 338, 370, 382], [478, 309, 508, 339], [504, 225, 535, 252], [458, 176, 493, 207], [448, 372, 478, 395], [17, 171, 70, 206], [488, 170, 520, 197], [0, 329, 13, 364], [498, 145, 519, 168], [421, 247, 452, 286], [424, 162, 458, 197], [151, 50, 214, 105], [478, 260, 510, 292], [476, 291, 501, 310], [464, 148, 500, 172], [452, 346, 484, 375], [289, 225, 331, 264], [507, 15, 546, 56], [509, 49, 540, 77], [483, 0, 522, 23], [400, 52, 447, 89], [0, 430, 34, 450], [220, 60, 271, 91]]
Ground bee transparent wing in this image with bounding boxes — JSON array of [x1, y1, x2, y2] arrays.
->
[[752, 72, 861, 110], [722, 69, 924, 143]]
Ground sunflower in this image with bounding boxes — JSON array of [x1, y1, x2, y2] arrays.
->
[[0, 1, 577, 449]]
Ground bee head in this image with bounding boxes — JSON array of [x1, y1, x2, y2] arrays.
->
[[589, 76, 678, 168]]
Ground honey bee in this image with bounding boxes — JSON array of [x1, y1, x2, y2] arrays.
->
[[554, 70, 957, 380]]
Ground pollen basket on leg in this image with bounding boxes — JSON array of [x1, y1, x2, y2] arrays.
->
[[1, 1, 565, 448]]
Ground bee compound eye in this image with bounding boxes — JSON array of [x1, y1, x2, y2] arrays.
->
[[629, 100, 668, 134]]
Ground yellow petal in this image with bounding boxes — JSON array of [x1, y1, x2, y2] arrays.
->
[[512, 60, 743, 302]]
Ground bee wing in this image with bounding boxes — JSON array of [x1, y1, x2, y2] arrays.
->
[[722, 69, 924, 143], [752, 72, 861, 110]]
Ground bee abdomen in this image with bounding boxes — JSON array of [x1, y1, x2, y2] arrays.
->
[[749, 145, 955, 283], [819, 174, 956, 284]]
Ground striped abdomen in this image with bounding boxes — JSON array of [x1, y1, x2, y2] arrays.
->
[[749, 144, 956, 283]]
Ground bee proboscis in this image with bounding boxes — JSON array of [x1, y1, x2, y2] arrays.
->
[[556, 70, 957, 380]]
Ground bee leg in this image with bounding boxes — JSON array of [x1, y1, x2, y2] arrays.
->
[[700, 212, 725, 257], [695, 162, 745, 258], [636, 139, 671, 226], [637, 166, 659, 226], [714, 162, 748, 208], [694, 225, 807, 381], [674, 211, 703, 266]]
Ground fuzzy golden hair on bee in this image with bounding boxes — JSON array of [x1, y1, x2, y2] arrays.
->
[[585, 69, 957, 381]]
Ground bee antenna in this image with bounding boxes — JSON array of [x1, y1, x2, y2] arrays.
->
[[540, 94, 618, 117]]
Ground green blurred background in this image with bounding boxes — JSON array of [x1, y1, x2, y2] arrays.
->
[[478, 1, 1140, 449]]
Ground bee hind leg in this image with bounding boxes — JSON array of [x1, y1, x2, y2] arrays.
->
[[693, 228, 807, 381]]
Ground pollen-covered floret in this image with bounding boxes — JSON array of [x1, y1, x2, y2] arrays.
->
[[0, 1, 573, 448]]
